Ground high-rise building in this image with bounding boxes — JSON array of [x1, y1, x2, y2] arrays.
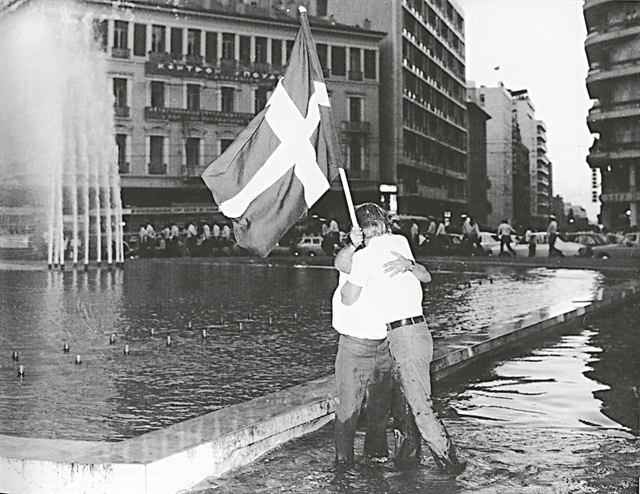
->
[[511, 89, 551, 230], [584, 0, 640, 230], [466, 83, 491, 227], [478, 83, 543, 230], [319, 0, 468, 218]]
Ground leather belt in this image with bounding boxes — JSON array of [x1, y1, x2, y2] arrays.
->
[[386, 315, 425, 331]]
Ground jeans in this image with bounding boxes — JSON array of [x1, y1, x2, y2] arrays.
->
[[387, 321, 452, 460], [334, 334, 392, 463]]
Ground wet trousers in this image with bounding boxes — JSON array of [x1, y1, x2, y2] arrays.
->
[[334, 334, 391, 463], [386, 321, 452, 460]]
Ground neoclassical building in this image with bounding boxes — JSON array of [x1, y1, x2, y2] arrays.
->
[[77, 0, 383, 229]]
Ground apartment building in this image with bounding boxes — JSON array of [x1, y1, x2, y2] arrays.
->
[[318, 0, 468, 218], [511, 89, 551, 230], [466, 83, 491, 227], [584, 0, 640, 230]]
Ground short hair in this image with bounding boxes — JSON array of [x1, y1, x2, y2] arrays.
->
[[355, 203, 390, 239]]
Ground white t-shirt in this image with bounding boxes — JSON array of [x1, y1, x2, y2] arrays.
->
[[347, 234, 423, 325], [332, 272, 387, 340]]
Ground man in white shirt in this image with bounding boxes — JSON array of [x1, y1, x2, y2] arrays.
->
[[340, 203, 466, 475], [546, 215, 563, 257], [496, 219, 516, 255]]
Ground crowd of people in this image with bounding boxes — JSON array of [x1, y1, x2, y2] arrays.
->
[[136, 220, 234, 258]]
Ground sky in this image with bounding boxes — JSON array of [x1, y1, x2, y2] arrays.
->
[[457, 0, 598, 221]]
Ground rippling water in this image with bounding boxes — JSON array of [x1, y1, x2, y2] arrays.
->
[[195, 304, 639, 494], [0, 260, 612, 440]]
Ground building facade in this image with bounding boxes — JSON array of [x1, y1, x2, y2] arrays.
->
[[319, 0, 468, 219], [466, 83, 491, 227], [511, 90, 551, 230], [74, 0, 384, 229], [584, 0, 640, 230]]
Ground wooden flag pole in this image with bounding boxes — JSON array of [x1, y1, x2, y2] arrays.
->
[[339, 168, 359, 228]]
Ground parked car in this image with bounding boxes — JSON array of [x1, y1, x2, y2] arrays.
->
[[591, 232, 640, 259], [486, 232, 591, 257], [476, 232, 502, 256], [293, 234, 325, 256], [565, 232, 610, 247]]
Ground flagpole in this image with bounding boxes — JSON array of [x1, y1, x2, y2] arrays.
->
[[338, 168, 359, 228]]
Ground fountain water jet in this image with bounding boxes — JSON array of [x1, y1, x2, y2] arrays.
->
[[0, 1, 123, 267]]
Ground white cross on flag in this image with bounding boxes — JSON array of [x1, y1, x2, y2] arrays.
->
[[202, 8, 342, 257]]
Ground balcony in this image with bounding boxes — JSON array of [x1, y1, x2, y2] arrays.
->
[[586, 60, 640, 85], [186, 54, 203, 65], [397, 182, 448, 201], [584, 20, 640, 49], [341, 121, 371, 134], [145, 107, 253, 126], [118, 161, 130, 174], [536, 140, 547, 152], [112, 47, 130, 59], [587, 98, 640, 124], [114, 106, 130, 118], [149, 51, 171, 63], [145, 59, 283, 83], [348, 70, 363, 81], [149, 163, 167, 175]]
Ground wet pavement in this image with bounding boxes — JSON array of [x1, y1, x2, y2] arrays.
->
[[187, 304, 639, 494]]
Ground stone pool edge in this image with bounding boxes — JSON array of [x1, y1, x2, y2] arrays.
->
[[1, 280, 638, 494]]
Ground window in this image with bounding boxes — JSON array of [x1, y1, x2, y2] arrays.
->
[[331, 46, 346, 76], [255, 86, 270, 114], [116, 134, 129, 173], [113, 21, 128, 50], [286, 40, 294, 61], [187, 29, 201, 57], [151, 25, 166, 53], [349, 48, 362, 80], [221, 87, 235, 113], [316, 0, 327, 16], [150, 81, 165, 108], [186, 138, 200, 170], [171, 27, 183, 59], [133, 24, 146, 56], [149, 136, 165, 175], [187, 84, 200, 111], [349, 97, 362, 122], [316, 44, 328, 69], [271, 39, 283, 67], [255, 37, 267, 64], [239, 36, 251, 64], [92, 19, 107, 51], [222, 33, 235, 60], [205, 32, 217, 64], [220, 139, 234, 154], [113, 78, 127, 107], [364, 50, 376, 79]]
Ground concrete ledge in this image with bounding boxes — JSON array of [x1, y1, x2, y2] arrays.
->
[[2, 280, 638, 494]]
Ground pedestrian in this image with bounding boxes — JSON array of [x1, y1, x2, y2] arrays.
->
[[410, 220, 419, 251], [524, 227, 536, 257], [461, 214, 473, 255], [547, 215, 563, 257], [497, 219, 516, 256], [340, 203, 466, 474], [186, 220, 198, 255], [470, 218, 482, 251], [433, 216, 447, 253]]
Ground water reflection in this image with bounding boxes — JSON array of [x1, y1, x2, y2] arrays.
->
[[0, 261, 614, 441]]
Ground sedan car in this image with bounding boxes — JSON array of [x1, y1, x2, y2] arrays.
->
[[565, 232, 610, 247], [486, 232, 591, 257], [591, 232, 640, 259]]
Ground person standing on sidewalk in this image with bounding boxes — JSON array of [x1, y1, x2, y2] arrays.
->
[[547, 215, 563, 257], [339, 203, 466, 474], [497, 219, 516, 256], [524, 227, 536, 257]]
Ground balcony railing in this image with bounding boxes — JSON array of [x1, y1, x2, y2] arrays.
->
[[149, 163, 167, 175], [118, 162, 130, 174], [149, 51, 171, 63], [341, 121, 371, 133], [348, 70, 363, 81], [112, 47, 130, 59], [186, 54, 203, 65], [114, 106, 130, 118], [145, 107, 253, 126]]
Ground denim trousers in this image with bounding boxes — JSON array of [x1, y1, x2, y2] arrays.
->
[[387, 321, 451, 459], [334, 334, 392, 463]]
